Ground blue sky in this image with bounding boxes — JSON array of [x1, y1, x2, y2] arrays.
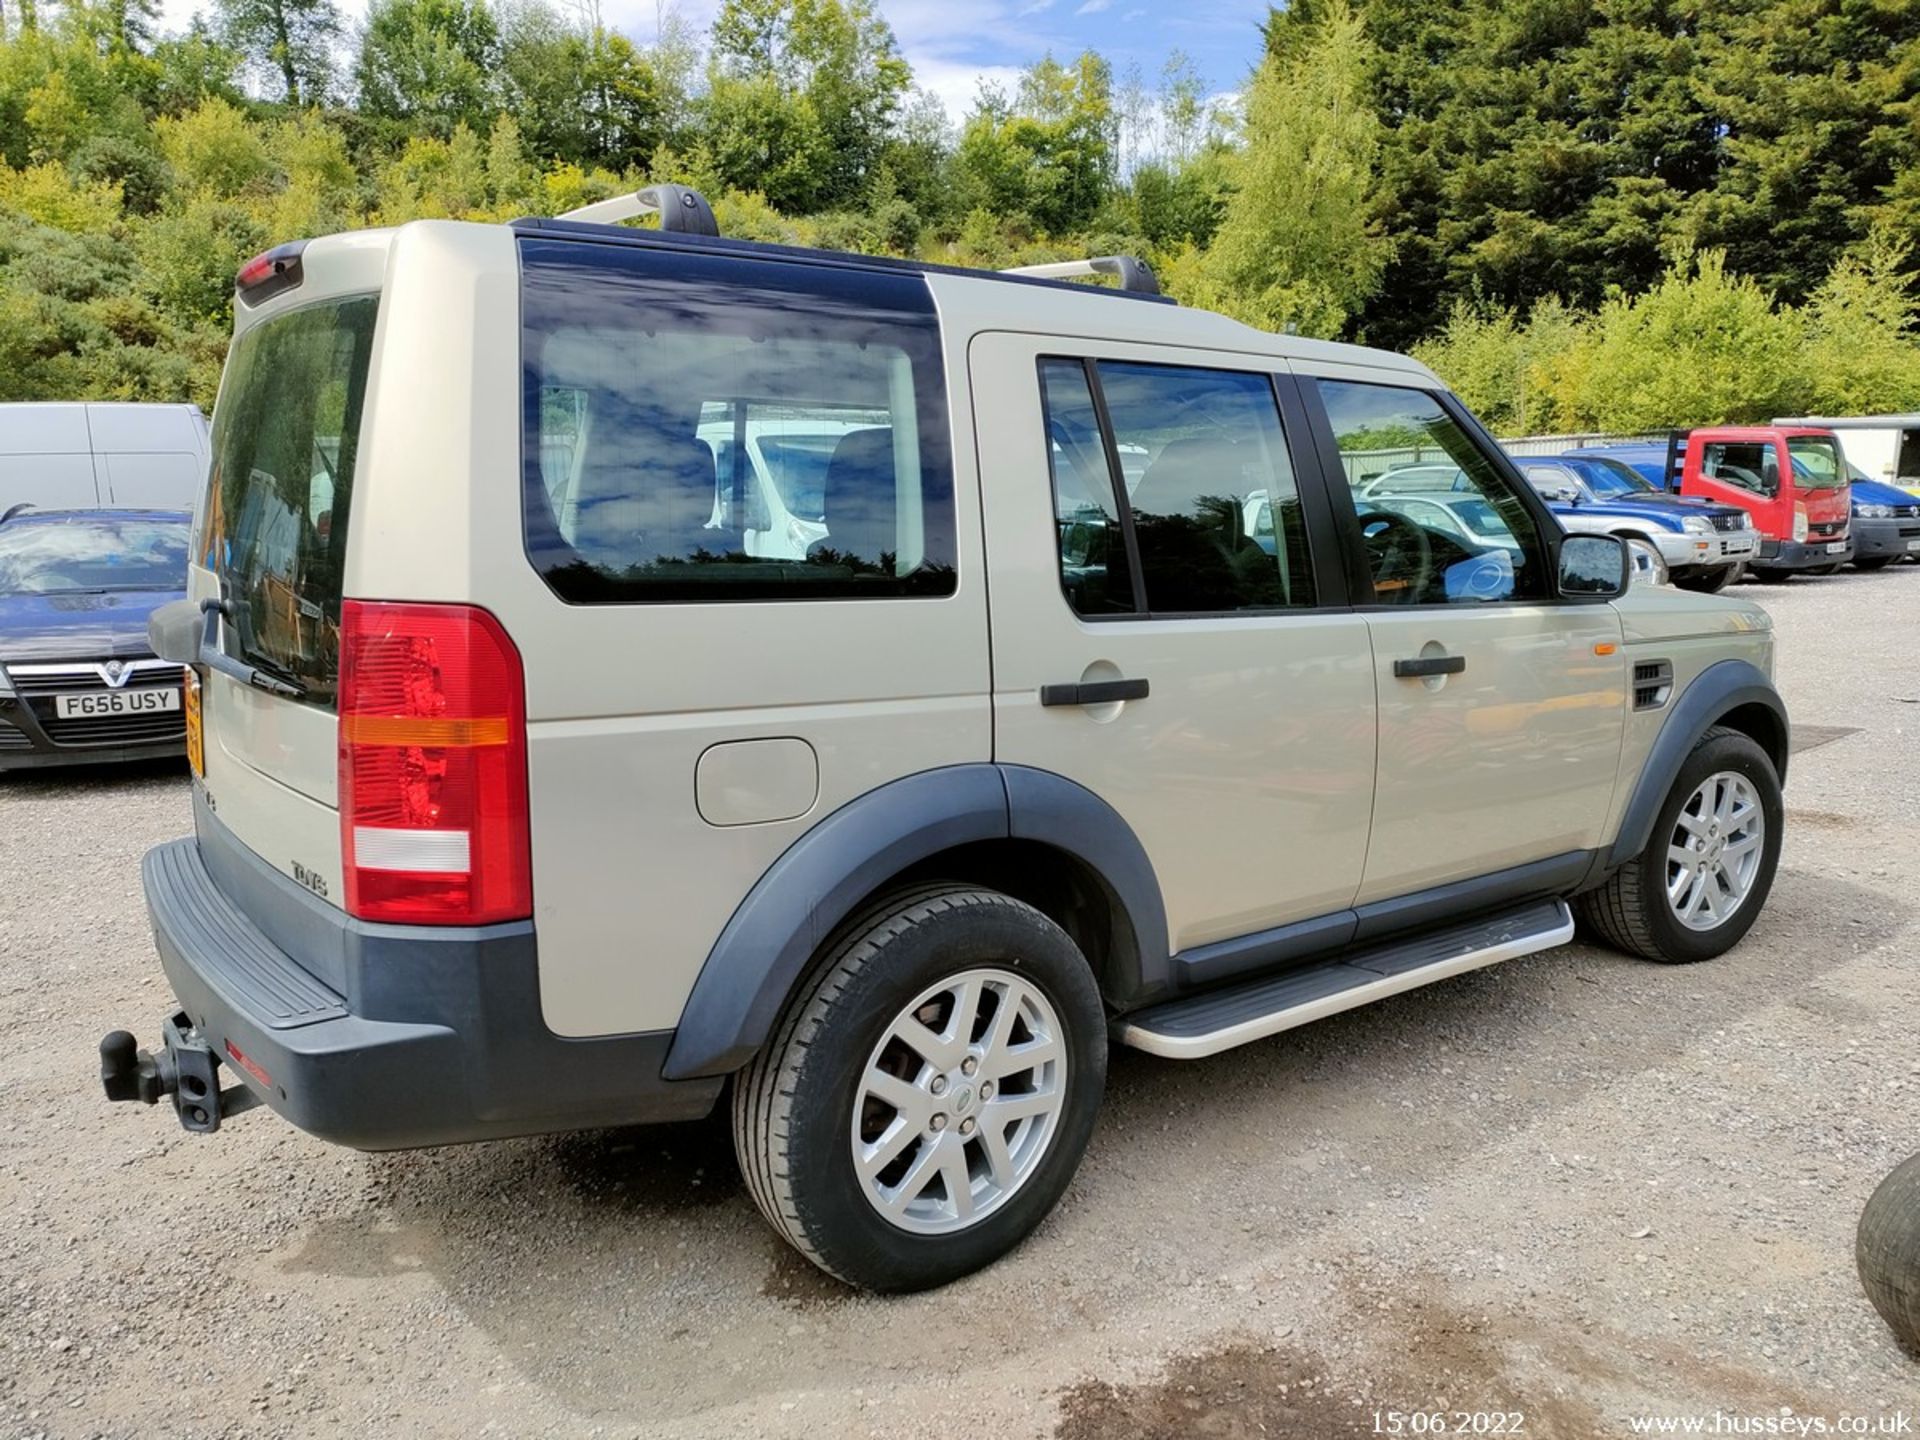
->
[[155, 0, 1272, 123]]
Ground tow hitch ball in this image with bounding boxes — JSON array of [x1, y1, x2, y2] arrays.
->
[[100, 1012, 258, 1134]]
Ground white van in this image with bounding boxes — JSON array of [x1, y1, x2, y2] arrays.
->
[[104, 195, 1789, 1293], [1772, 414, 1920, 495], [0, 402, 210, 512]]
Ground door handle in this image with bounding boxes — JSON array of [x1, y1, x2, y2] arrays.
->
[[1393, 655, 1466, 679], [1040, 677, 1150, 707]]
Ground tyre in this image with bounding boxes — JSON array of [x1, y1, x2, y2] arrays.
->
[[1858, 1151, 1920, 1352], [1579, 726, 1783, 963], [1855, 556, 1896, 572], [1808, 562, 1845, 576], [732, 885, 1106, 1293], [1675, 567, 1732, 594]]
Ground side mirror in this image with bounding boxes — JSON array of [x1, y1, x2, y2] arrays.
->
[[1558, 533, 1628, 598], [148, 598, 206, 665]]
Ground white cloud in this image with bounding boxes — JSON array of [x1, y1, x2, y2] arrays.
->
[[1073, 0, 1114, 12], [906, 54, 1025, 124]]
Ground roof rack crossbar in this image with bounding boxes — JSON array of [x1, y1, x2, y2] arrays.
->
[[558, 184, 720, 237], [1001, 256, 1162, 296]]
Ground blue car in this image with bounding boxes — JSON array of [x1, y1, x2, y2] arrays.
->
[[1565, 445, 1672, 489], [0, 506, 192, 769], [1845, 471, 1920, 570], [1514, 457, 1760, 593]]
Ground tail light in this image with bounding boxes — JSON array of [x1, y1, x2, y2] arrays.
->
[[338, 601, 531, 925]]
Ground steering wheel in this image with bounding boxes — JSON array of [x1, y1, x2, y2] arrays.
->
[[1354, 509, 1433, 601]]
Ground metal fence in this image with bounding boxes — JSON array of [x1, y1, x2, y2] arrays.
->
[[1494, 431, 1664, 457]]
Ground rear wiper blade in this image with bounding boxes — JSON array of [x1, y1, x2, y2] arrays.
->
[[193, 600, 307, 699]]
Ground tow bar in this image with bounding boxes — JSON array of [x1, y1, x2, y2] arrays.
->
[[99, 1012, 261, 1134]]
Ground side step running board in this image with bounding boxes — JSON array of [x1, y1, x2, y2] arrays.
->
[[1117, 899, 1575, 1059]]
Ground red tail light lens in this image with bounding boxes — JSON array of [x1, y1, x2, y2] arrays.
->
[[338, 601, 531, 925]]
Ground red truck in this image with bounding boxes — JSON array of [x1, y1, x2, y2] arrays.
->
[[1581, 427, 1854, 577], [1667, 427, 1853, 577]]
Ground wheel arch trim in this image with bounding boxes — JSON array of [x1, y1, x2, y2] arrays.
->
[[1605, 658, 1789, 870], [661, 764, 1168, 1079]]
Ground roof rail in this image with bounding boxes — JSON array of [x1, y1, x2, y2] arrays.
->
[[1, 503, 33, 523], [558, 183, 720, 237], [1000, 255, 1162, 296]]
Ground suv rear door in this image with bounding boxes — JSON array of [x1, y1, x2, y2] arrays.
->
[[1298, 367, 1626, 908], [970, 333, 1376, 974]]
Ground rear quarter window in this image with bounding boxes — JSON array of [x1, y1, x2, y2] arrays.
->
[[519, 240, 957, 603]]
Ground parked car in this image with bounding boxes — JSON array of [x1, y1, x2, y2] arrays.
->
[[1516, 459, 1757, 592], [1773, 414, 1920, 497], [1576, 428, 1852, 579], [0, 507, 190, 769], [106, 192, 1790, 1294], [0, 403, 209, 512], [1843, 470, 1920, 570]]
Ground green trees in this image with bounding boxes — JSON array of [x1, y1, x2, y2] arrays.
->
[[1412, 244, 1920, 434], [356, 0, 501, 135], [951, 52, 1114, 237], [700, 0, 908, 213], [497, 3, 665, 174], [1170, 0, 1387, 338], [212, 0, 341, 105], [1356, 0, 1920, 350], [0, 0, 1917, 421]]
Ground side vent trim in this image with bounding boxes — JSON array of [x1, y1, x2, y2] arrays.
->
[[1633, 659, 1674, 711]]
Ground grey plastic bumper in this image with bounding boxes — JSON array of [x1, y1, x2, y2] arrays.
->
[[139, 814, 721, 1151], [1754, 536, 1852, 570]]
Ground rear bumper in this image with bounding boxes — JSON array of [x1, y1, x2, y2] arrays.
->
[[1754, 537, 1852, 570], [1851, 516, 1920, 560], [136, 807, 721, 1150]]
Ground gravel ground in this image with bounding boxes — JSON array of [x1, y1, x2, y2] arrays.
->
[[2, 570, 1917, 1439]]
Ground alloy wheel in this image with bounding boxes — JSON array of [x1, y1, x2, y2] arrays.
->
[[1665, 770, 1765, 932], [851, 968, 1068, 1235]]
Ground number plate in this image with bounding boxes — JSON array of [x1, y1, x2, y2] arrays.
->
[[184, 671, 203, 776], [1825, 541, 1847, 553], [1907, 539, 1920, 553], [53, 688, 182, 719]]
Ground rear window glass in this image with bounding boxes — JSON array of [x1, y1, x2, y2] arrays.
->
[[202, 295, 378, 709], [0, 515, 188, 595], [520, 239, 956, 603]]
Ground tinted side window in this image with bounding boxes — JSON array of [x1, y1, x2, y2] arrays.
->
[[1317, 379, 1546, 606], [1095, 362, 1312, 614], [520, 240, 956, 602], [1039, 359, 1136, 616]]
